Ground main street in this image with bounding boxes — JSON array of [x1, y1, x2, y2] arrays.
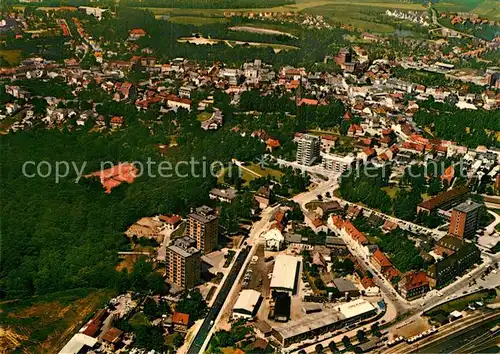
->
[[186, 206, 278, 354]]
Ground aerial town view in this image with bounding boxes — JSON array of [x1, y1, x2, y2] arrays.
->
[[1, 0, 500, 353]]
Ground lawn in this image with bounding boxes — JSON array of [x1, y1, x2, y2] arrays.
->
[[382, 186, 399, 199], [128, 312, 151, 328], [0, 50, 22, 66], [197, 111, 213, 122], [245, 162, 284, 180], [0, 288, 115, 353]]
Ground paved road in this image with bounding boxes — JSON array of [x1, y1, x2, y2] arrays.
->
[[187, 247, 250, 354]]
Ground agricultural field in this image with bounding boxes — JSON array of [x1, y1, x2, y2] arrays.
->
[[166, 15, 230, 25], [0, 288, 115, 354], [138, 0, 428, 33], [434, 0, 500, 20]]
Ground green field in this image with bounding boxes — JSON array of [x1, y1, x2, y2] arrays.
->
[[0, 50, 22, 66], [434, 0, 500, 20], [197, 111, 213, 121], [245, 162, 284, 180], [167, 15, 230, 25]]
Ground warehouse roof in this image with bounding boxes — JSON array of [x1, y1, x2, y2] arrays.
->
[[273, 309, 343, 340], [337, 299, 376, 319], [270, 254, 298, 292], [233, 289, 261, 315]]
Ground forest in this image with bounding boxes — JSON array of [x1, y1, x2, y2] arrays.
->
[[413, 106, 500, 148]]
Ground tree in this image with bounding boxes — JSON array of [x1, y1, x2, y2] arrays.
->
[[328, 341, 338, 353], [134, 325, 168, 352], [342, 335, 351, 348], [176, 289, 207, 322], [371, 322, 381, 336], [427, 178, 442, 196], [356, 329, 366, 343], [315, 343, 324, 354]]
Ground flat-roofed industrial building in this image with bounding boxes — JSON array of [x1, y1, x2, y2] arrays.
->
[[272, 299, 378, 347], [270, 254, 300, 296], [232, 289, 262, 320]]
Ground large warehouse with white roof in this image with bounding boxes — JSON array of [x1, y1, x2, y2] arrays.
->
[[270, 254, 299, 295]]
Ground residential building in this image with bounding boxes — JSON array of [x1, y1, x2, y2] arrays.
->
[[255, 186, 271, 209], [448, 200, 482, 239], [165, 236, 201, 289], [296, 134, 321, 166], [209, 187, 237, 203], [434, 235, 464, 256], [264, 228, 284, 251], [321, 152, 355, 172], [172, 312, 190, 333], [187, 205, 219, 254], [371, 249, 392, 273], [398, 271, 429, 300], [417, 186, 469, 215], [426, 242, 481, 289], [179, 85, 196, 98]]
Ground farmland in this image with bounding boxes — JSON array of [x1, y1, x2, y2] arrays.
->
[[166, 15, 230, 25], [434, 0, 500, 21]]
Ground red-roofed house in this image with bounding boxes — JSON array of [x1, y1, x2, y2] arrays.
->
[[343, 221, 368, 245], [347, 124, 364, 137], [398, 271, 429, 299], [266, 138, 281, 151], [159, 214, 182, 230], [110, 116, 124, 129], [329, 215, 344, 231], [129, 28, 147, 39], [298, 98, 318, 106], [173, 312, 190, 333], [371, 249, 392, 273]]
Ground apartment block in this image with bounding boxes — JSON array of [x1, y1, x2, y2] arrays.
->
[[321, 152, 355, 172], [296, 134, 321, 166], [448, 200, 482, 239], [165, 236, 201, 289], [187, 205, 219, 254]]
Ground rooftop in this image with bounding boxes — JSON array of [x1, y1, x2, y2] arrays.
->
[[418, 186, 469, 211], [233, 289, 261, 313], [453, 200, 483, 213], [273, 308, 343, 340], [270, 254, 298, 291], [168, 236, 200, 257], [337, 299, 376, 319]]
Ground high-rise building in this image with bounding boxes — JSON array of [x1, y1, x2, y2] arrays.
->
[[296, 134, 321, 166], [187, 205, 219, 254], [448, 200, 482, 239], [486, 67, 500, 87], [166, 236, 201, 289]]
